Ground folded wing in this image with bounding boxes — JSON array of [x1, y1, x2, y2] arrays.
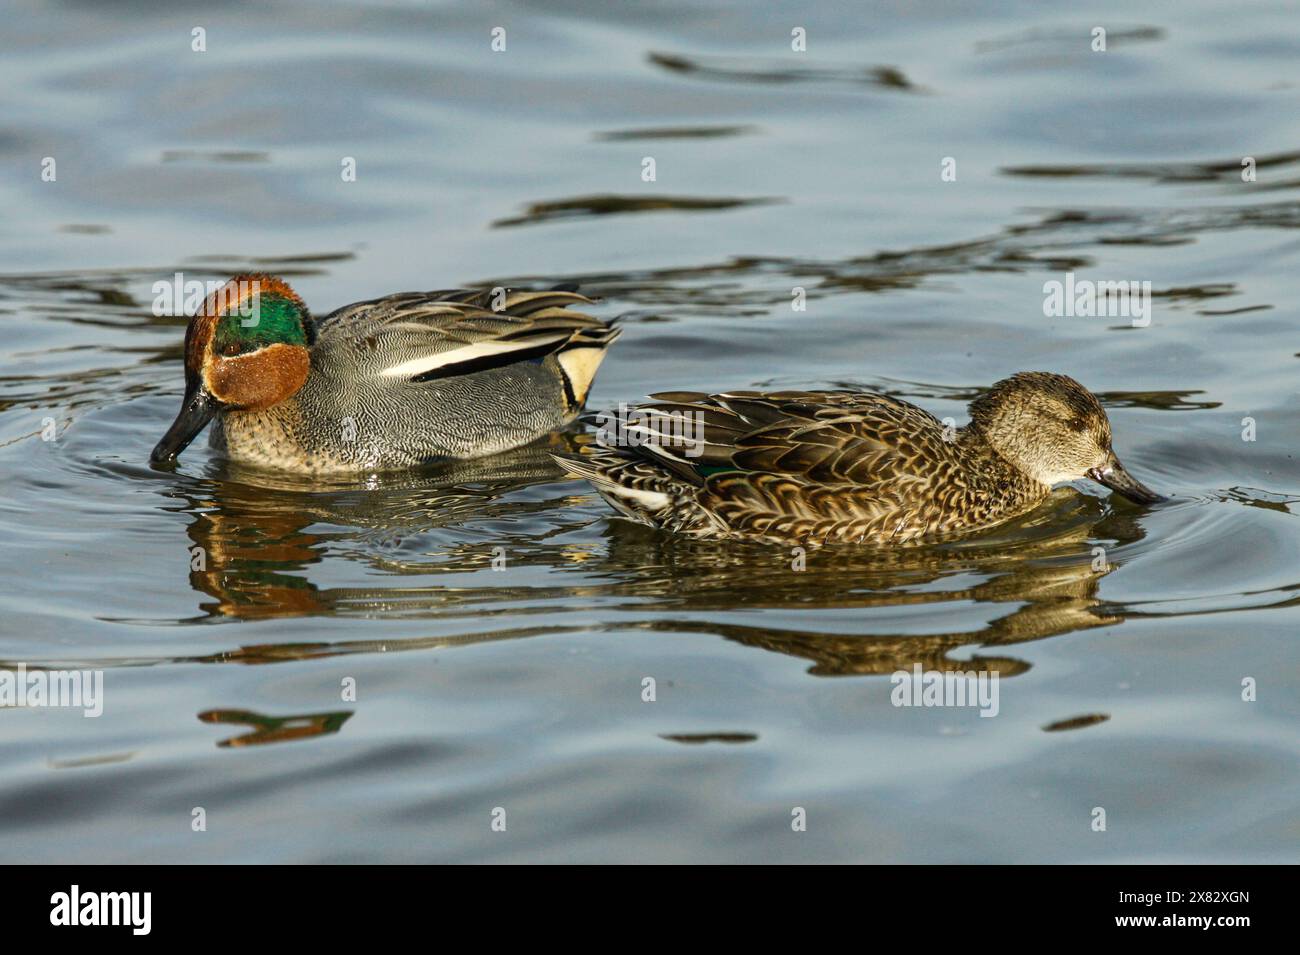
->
[[314, 288, 618, 394]]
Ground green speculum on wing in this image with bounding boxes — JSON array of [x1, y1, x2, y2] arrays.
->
[[212, 295, 309, 356], [694, 464, 740, 478]]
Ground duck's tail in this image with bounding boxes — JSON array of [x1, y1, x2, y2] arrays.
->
[[549, 448, 683, 528], [555, 325, 621, 410]]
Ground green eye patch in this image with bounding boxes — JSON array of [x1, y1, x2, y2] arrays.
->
[[213, 294, 310, 356]]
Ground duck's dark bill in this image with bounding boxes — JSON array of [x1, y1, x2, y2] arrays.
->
[[1088, 459, 1166, 506], [151, 388, 218, 464]]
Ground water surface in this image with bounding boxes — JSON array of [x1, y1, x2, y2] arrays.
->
[[1, 0, 1297, 862]]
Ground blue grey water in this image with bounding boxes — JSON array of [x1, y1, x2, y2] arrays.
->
[[0, 0, 1296, 862]]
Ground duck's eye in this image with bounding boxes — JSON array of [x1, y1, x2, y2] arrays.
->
[[222, 343, 241, 357]]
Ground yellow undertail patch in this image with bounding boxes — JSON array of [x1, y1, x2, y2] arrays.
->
[[557, 345, 610, 407]]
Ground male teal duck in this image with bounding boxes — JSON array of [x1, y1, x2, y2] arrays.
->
[[151, 274, 620, 472], [554, 372, 1164, 545]]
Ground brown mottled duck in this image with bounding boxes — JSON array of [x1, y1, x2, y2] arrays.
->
[[555, 372, 1164, 545]]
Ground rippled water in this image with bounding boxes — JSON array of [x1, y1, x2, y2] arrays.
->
[[2, 0, 1297, 862]]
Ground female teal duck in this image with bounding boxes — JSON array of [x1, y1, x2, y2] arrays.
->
[[555, 373, 1164, 545], [151, 274, 619, 472]]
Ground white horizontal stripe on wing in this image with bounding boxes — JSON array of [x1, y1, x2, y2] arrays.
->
[[378, 335, 569, 379]]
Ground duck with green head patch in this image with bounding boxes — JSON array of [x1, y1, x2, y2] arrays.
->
[[554, 372, 1165, 546], [151, 274, 620, 472]]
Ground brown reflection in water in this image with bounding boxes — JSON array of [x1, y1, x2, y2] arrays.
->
[[48, 751, 136, 769], [1197, 305, 1273, 317], [647, 51, 923, 92], [1042, 713, 1111, 732], [185, 501, 324, 619], [591, 494, 1148, 677], [493, 194, 778, 228], [595, 125, 758, 142], [1216, 487, 1300, 514], [160, 150, 271, 164], [1002, 148, 1300, 186], [176, 625, 580, 666], [198, 708, 352, 747], [171, 435, 578, 621], [975, 25, 1163, 54], [660, 733, 758, 745], [149, 446, 1152, 678]]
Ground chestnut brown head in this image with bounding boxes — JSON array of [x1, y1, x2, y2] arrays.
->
[[151, 274, 314, 464]]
